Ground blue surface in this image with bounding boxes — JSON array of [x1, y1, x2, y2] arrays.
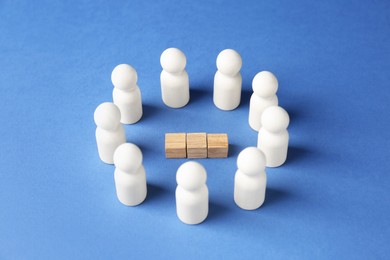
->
[[1, 0, 389, 259]]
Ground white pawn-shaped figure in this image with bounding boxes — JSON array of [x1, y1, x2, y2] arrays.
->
[[249, 71, 279, 131], [213, 49, 242, 110], [176, 161, 208, 225], [113, 143, 147, 206], [257, 106, 290, 167], [234, 147, 267, 210], [160, 48, 190, 108], [94, 102, 126, 164], [111, 64, 143, 124]]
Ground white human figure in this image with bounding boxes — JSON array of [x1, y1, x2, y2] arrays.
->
[[213, 49, 242, 110], [160, 48, 190, 108], [111, 64, 143, 124], [249, 71, 279, 131], [257, 106, 290, 167], [94, 102, 126, 164], [176, 161, 208, 225], [113, 143, 147, 206], [234, 147, 267, 210]]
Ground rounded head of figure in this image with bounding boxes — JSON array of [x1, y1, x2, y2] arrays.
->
[[176, 161, 207, 191], [113, 143, 143, 173], [252, 71, 278, 98], [94, 102, 121, 131], [237, 147, 266, 175], [160, 48, 186, 73], [216, 49, 242, 76], [261, 106, 290, 132], [111, 64, 138, 90]]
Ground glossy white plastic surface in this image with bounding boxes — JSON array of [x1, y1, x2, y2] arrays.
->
[[248, 71, 279, 131], [113, 143, 147, 206], [94, 102, 126, 164], [160, 48, 190, 108], [111, 64, 143, 124], [234, 147, 267, 210], [213, 49, 242, 110], [257, 106, 290, 167], [175, 161, 208, 225]]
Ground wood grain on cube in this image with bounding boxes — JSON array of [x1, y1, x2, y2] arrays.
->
[[187, 133, 207, 158], [165, 133, 186, 158], [207, 133, 228, 158]]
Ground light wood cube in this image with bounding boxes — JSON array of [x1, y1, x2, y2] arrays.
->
[[165, 133, 186, 158], [207, 133, 228, 158], [187, 133, 207, 158]]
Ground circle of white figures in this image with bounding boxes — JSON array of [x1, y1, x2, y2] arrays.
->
[[94, 102, 126, 164], [113, 143, 147, 206], [94, 47, 292, 224], [176, 161, 209, 225], [160, 48, 190, 108], [234, 147, 267, 210], [213, 49, 243, 110], [249, 71, 279, 131], [257, 106, 290, 167], [111, 64, 143, 124]]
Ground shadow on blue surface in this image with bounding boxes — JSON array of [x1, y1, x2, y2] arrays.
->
[[142, 103, 162, 122], [190, 88, 212, 105], [143, 183, 170, 204], [282, 103, 309, 127], [207, 200, 230, 222], [285, 145, 312, 166], [131, 142, 155, 157], [264, 187, 291, 208], [284, 105, 299, 125], [240, 88, 252, 107], [228, 143, 243, 158]]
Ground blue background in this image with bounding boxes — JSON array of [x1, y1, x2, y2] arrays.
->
[[1, 0, 389, 259]]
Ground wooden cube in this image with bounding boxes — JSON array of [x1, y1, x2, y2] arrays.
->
[[165, 133, 186, 158], [187, 133, 207, 158], [207, 133, 228, 158]]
